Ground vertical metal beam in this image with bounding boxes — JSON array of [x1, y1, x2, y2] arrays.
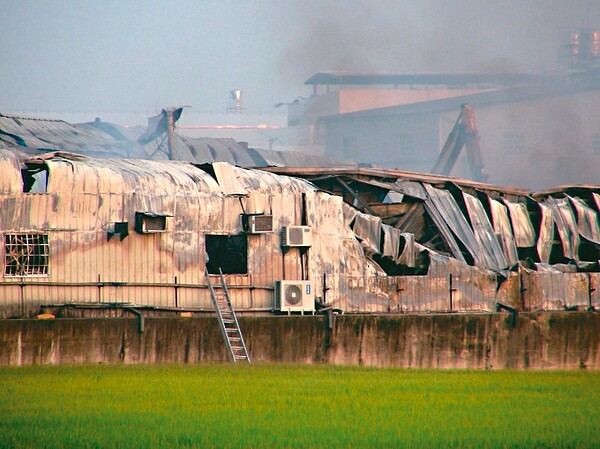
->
[[166, 109, 175, 160]]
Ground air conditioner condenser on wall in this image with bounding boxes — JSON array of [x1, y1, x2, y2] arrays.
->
[[241, 214, 274, 234], [281, 225, 312, 247], [274, 280, 314, 313]]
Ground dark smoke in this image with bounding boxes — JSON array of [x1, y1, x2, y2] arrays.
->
[[272, 0, 600, 87]]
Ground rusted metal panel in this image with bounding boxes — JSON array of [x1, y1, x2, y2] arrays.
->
[[2, 150, 600, 318], [589, 273, 600, 310], [463, 193, 508, 271], [0, 150, 22, 193], [305, 191, 346, 306], [537, 203, 555, 263], [425, 184, 495, 269], [0, 195, 23, 231], [547, 197, 579, 261], [503, 200, 536, 248], [382, 224, 401, 260], [394, 180, 427, 200], [265, 166, 530, 197], [422, 187, 466, 263], [489, 198, 519, 266], [352, 212, 381, 254], [428, 255, 497, 312], [393, 274, 449, 312], [521, 268, 589, 311], [397, 233, 417, 267], [393, 254, 498, 312], [495, 272, 521, 309], [212, 162, 248, 195], [593, 193, 600, 215], [567, 195, 600, 243]]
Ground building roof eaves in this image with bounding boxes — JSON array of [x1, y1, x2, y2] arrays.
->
[[319, 82, 600, 122], [262, 166, 531, 196], [304, 72, 550, 87]]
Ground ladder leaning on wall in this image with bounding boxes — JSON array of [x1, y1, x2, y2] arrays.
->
[[205, 268, 251, 364]]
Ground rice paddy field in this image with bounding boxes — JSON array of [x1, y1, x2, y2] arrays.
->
[[0, 364, 598, 449]]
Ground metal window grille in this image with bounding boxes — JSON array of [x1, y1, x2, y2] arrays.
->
[[4, 234, 49, 276]]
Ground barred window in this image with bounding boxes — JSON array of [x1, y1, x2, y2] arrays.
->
[[4, 234, 49, 276]]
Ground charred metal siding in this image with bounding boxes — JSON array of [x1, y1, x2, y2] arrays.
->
[[0, 153, 329, 316], [1, 150, 600, 318]]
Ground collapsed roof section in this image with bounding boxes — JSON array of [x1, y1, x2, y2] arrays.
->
[[264, 166, 600, 275], [0, 112, 345, 168]]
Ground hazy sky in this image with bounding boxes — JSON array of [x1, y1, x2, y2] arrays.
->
[[2, 0, 599, 115]]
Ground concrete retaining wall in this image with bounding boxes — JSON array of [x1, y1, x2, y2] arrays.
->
[[1, 313, 599, 369]]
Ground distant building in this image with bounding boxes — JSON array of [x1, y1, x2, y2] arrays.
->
[[320, 80, 600, 189], [283, 64, 600, 189], [286, 71, 545, 147]]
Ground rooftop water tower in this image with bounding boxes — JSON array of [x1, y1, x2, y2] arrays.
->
[[227, 89, 246, 113]]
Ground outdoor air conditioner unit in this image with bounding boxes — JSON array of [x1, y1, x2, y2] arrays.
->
[[274, 280, 314, 313], [241, 214, 274, 234], [281, 225, 312, 247], [134, 212, 170, 234]]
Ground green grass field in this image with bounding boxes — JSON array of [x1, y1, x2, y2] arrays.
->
[[0, 364, 598, 449]]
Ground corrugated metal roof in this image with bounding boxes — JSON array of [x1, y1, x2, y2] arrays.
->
[[44, 156, 222, 196], [1, 111, 347, 169], [0, 113, 147, 158], [546, 197, 579, 260], [264, 165, 600, 274], [489, 198, 519, 266], [264, 166, 531, 197], [567, 196, 600, 244], [0, 149, 23, 193], [145, 133, 344, 168], [501, 200, 537, 248], [15, 152, 317, 198], [212, 162, 248, 195], [531, 184, 600, 198], [424, 184, 504, 270]]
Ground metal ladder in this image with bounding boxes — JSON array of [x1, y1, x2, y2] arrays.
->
[[206, 268, 251, 364]]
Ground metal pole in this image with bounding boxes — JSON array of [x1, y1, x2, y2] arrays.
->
[[166, 109, 175, 160], [174, 276, 178, 308], [449, 273, 453, 311]]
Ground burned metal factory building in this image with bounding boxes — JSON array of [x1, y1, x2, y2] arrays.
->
[[1, 145, 599, 318]]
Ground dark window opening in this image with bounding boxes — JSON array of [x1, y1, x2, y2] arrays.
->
[[134, 212, 168, 233], [372, 250, 430, 276], [22, 166, 48, 193], [4, 233, 49, 276], [205, 234, 248, 274]]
